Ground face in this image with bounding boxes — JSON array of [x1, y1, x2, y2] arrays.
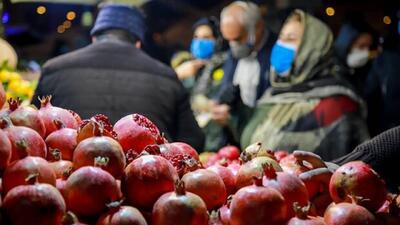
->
[[193, 25, 215, 41], [350, 33, 373, 51], [278, 18, 304, 49]]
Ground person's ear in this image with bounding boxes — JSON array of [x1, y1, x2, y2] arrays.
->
[[135, 41, 142, 49]]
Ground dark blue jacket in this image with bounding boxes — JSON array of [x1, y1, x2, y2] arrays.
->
[[217, 32, 276, 104]]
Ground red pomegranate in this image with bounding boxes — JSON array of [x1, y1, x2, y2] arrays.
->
[[236, 156, 282, 189], [262, 164, 309, 218], [203, 152, 221, 168], [0, 129, 11, 174], [78, 114, 117, 142], [324, 201, 377, 225], [171, 142, 200, 160], [152, 179, 209, 225], [0, 84, 5, 108], [49, 150, 73, 179], [45, 120, 77, 161], [2, 156, 56, 196], [274, 150, 289, 162], [2, 179, 66, 225], [279, 151, 327, 176], [329, 161, 387, 212], [207, 164, 236, 195], [160, 143, 202, 177], [182, 169, 227, 210], [123, 155, 178, 210], [230, 177, 287, 225], [219, 198, 232, 225], [62, 212, 88, 225], [227, 161, 240, 177], [287, 203, 326, 225], [38, 96, 78, 137], [64, 166, 120, 217], [1, 98, 46, 137], [73, 128, 126, 178], [0, 118, 47, 162], [114, 114, 164, 153], [97, 201, 147, 225], [218, 145, 240, 161]]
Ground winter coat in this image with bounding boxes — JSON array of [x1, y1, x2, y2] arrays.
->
[[32, 39, 205, 151], [241, 10, 369, 161]]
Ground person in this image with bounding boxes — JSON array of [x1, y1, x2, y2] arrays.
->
[[208, 1, 276, 147], [364, 10, 400, 137], [32, 4, 205, 151], [240, 9, 369, 161], [334, 19, 378, 94], [172, 17, 227, 97]]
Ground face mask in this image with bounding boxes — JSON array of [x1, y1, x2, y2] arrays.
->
[[190, 38, 215, 60], [346, 48, 369, 68], [229, 29, 256, 59], [270, 40, 297, 77]]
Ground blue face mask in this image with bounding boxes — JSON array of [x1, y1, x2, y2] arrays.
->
[[190, 38, 215, 60], [270, 41, 297, 77]]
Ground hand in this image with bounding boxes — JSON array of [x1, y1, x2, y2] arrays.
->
[[175, 60, 206, 80], [210, 102, 231, 126]]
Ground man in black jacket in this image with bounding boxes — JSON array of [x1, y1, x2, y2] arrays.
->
[[32, 4, 205, 151]]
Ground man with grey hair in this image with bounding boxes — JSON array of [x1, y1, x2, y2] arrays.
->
[[210, 1, 276, 144]]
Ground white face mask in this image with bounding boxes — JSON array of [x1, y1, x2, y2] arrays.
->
[[346, 48, 370, 68]]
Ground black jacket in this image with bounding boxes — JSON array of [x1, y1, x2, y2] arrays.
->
[[32, 39, 205, 151]]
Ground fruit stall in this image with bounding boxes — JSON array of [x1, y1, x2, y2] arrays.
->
[[0, 91, 398, 225]]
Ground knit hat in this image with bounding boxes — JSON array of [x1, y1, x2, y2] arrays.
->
[[91, 4, 146, 42]]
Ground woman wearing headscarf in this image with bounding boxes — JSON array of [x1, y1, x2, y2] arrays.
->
[[240, 9, 369, 161]]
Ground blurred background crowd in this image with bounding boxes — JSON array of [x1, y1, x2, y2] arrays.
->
[[1, 0, 400, 162]]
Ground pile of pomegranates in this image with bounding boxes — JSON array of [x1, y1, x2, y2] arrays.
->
[[0, 96, 398, 225]]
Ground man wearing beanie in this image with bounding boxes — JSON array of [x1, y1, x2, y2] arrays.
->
[[32, 4, 205, 151]]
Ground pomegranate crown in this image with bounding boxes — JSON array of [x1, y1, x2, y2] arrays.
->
[[8, 97, 22, 111], [174, 179, 186, 196], [293, 202, 311, 220], [38, 95, 52, 108]]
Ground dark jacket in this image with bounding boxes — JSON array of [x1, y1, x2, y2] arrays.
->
[[218, 31, 276, 102], [32, 39, 205, 151]]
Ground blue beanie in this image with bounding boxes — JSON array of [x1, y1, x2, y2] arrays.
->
[[91, 4, 146, 42]]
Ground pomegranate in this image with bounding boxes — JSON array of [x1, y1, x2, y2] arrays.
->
[[236, 156, 282, 189], [73, 125, 126, 178], [329, 161, 387, 212], [62, 211, 88, 225], [152, 179, 208, 225], [69, 109, 82, 125], [227, 161, 240, 177], [123, 155, 178, 210], [207, 164, 236, 195], [280, 151, 327, 176], [2, 156, 56, 196], [38, 96, 78, 137], [219, 197, 232, 225], [274, 150, 289, 162], [97, 201, 147, 225], [240, 142, 275, 161], [0, 83, 5, 108], [2, 181, 66, 225], [287, 203, 326, 225], [0, 117, 47, 161], [45, 120, 77, 161], [324, 200, 377, 225], [49, 149, 73, 179], [230, 177, 287, 225], [199, 152, 220, 167], [114, 114, 164, 153], [64, 166, 120, 217], [0, 129, 11, 175], [171, 142, 200, 160], [160, 143, 202, 177], [78, 114, 117, 142], [182, 169, 227, 210], [1, 98, 46, 137], [262, 164, 309, 218], [218, 145, 240, 161]]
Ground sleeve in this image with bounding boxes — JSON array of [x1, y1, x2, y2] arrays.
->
[[174, 86, 205, 152]]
